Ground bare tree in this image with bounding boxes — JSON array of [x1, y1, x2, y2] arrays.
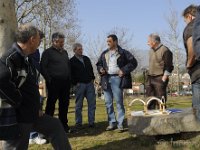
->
[[15, 0, 81, 51], [161, 6, 185, 94], [0, 0, 17, 147], [84, 34, 106, 76], [85, 34, 106, 63], [0, 0, 17, 57]]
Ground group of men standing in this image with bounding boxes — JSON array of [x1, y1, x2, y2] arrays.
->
[[0, 4, 200, 150], [40, 33, 96, 132], [40, 33, 138, 133]]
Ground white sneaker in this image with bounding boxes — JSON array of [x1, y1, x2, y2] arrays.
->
[[29, 136, 47, 145]]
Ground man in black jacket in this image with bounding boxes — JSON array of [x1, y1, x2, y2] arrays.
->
[[0, 24, 71, 150], [193, 5, 200, 59], [40, 32, 71, 132], [70, 43, 96, 128], [96, 34, 137, 131], [183, 5, 200, 121]]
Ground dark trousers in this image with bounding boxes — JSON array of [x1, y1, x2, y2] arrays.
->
[[2, 115, 71, 150], [45, 78, 70, 129], [146, 75, 168, 109]]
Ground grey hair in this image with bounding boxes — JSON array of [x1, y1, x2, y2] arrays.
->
[[52, 32, 65, 42], [16, 23, 38, 43], [73, 43, 82, 51], [149, 33, 161, 43]]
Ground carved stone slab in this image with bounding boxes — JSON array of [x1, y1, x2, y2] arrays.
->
[[128, 108, 200, 135]]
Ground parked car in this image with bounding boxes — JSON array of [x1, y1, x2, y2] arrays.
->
[[171, 91, 192, 96], [171, 92, 178, 97], [185, 91, 192, 96]]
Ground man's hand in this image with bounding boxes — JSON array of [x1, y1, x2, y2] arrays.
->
[[186, 37, 196, 68], [118, 70, 124, 77], [39, 110, 44, 117], [162, 75, 168, 82], [100, 68, 106, 75]]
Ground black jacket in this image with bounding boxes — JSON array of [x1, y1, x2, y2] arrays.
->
[[183, 19, 200, 83], [193, 6, 200, 60], [40, 46, 71, 82], [0, 43, 40, 139], [96, 46, 137, 89], [70, 55, 95, 85]]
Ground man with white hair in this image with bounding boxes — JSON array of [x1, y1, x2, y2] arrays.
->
[[146, 33, 174, 109], [70, 43, 96, 129]]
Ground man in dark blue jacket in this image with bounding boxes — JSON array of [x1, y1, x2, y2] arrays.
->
[[0, 24, 71, 150], [96, 34, 137, 131]]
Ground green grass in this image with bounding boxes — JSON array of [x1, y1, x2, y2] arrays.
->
[[29, 96, 200, 150]]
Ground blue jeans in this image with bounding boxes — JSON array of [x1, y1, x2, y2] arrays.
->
[[75, 82, 96, 125], [192, 78, 200, 121], [103, 76, 125, 127]]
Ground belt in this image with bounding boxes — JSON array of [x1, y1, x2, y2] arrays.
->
[[148, 75, 163, 78], [108, 74, 118, 76]]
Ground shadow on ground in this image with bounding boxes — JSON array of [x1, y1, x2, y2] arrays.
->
[[82, 136, 157, 150], [155, 132, 200, 142], [82, 132, 200, 150], [68, 119, 129, 138], [68, 121, 108, 138]]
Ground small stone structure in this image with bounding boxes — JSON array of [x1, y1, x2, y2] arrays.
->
[[127, 97, 200, 136]]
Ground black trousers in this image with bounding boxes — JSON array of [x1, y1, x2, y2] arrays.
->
[[2, 115, 71, 150], [45, 78, 70, 129], [146, 75, 168, 109]]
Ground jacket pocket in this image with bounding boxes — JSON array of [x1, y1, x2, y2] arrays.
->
[[121, 75, 132, 89], [0, 101, 21, 140]]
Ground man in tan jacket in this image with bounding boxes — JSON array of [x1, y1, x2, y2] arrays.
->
[[146, 33, 174, 109]]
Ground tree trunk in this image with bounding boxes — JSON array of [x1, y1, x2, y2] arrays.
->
[[0, 0, 17, 57], [0, 0, 16, 147]]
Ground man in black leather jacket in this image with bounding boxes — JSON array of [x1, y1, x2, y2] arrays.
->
[[0, 24, 71, 150]]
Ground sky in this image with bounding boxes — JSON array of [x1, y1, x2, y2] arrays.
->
[[76, 0, 199, 50]]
